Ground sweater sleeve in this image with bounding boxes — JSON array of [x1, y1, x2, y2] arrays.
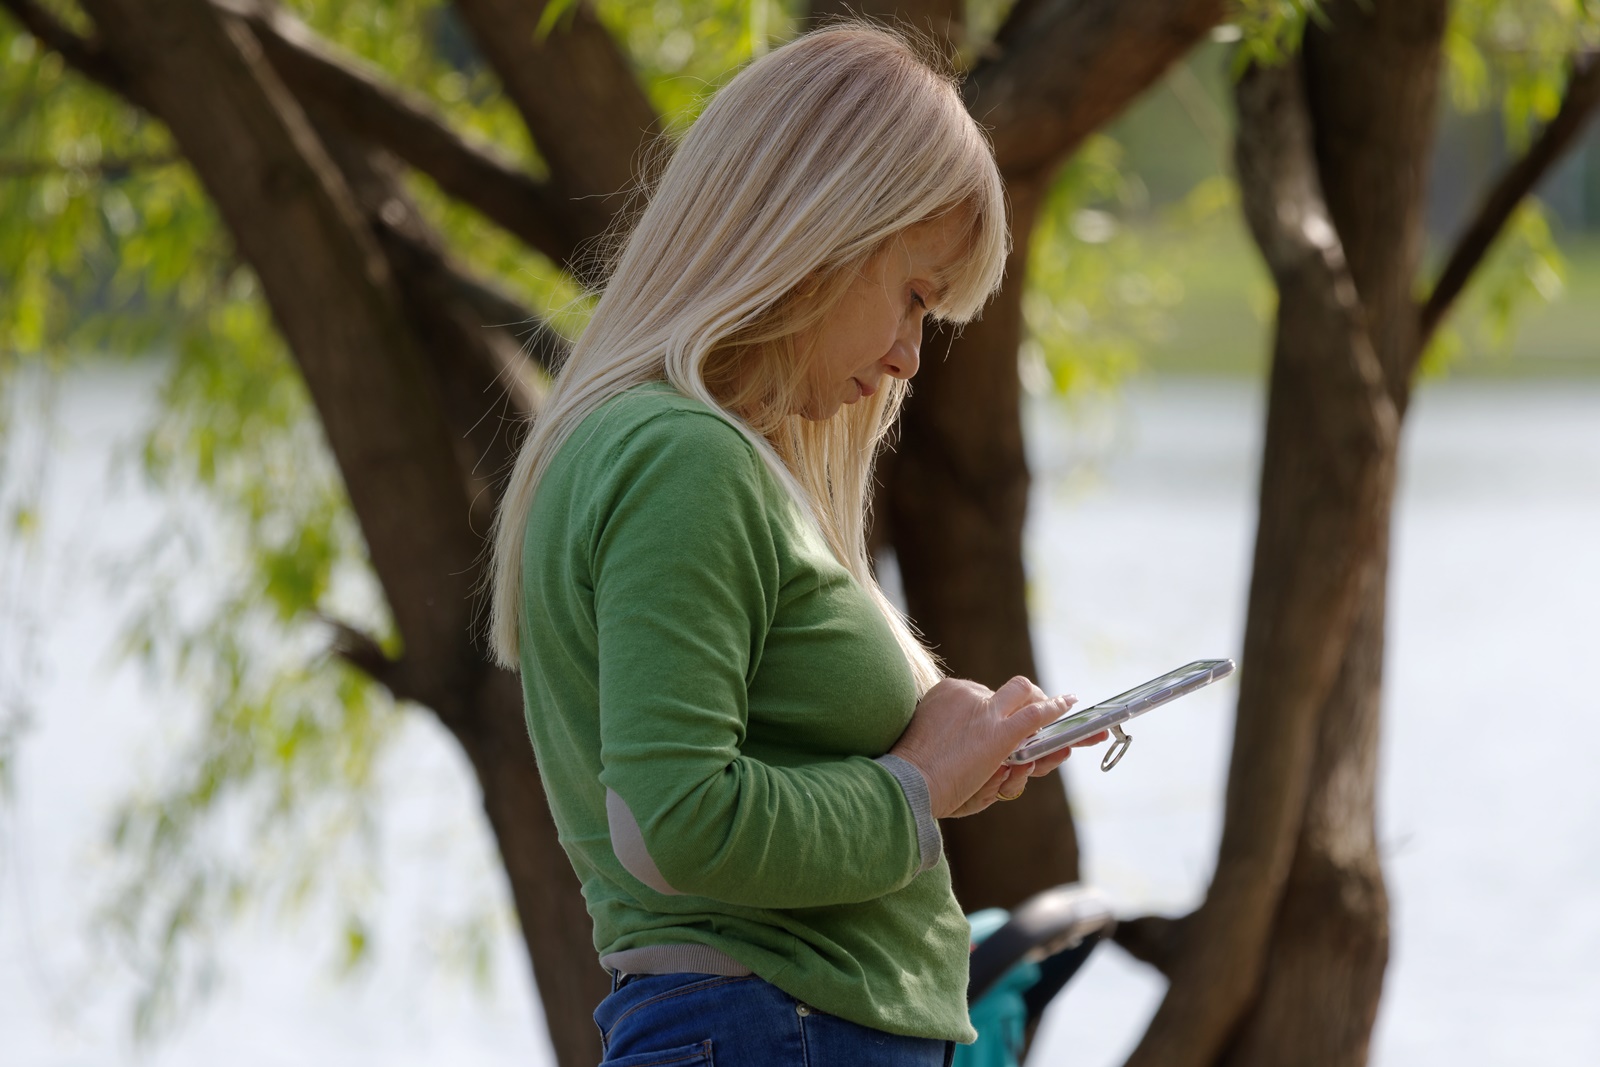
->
[[590, 411, 927, 909]]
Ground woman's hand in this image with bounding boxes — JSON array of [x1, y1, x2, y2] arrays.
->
[[888, 676, 1083, 819]]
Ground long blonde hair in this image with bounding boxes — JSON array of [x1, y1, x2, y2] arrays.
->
[[487, 24, 1009, 692]]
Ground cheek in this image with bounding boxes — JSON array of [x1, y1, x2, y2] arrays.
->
[[817, 300, 895, 372], [849, 297, 903, 356], [838, 324, 897, 380]]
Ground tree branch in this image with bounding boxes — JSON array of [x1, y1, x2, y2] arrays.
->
[[966, 0, 1227, 182], [1418, 52, 1600, 348], [1111, 912, 1193, 976], [986, 0, 1049, 56], [323, 616, 436, 707], [396, 236, 568, 375], [449, 0, 663, 250], [0, 0, 148, 107], [805, 0, 964, 49], [210, 0, 583, 276], [0, 152, 178, 178], [79, 0, 487, 695]]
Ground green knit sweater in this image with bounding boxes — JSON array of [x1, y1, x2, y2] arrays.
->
[[517, 382, 975, 1043]]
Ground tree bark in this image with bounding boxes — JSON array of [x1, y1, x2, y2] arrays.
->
[[452, 670, 612, 1067], [969, 0, 1227, 183], [1123, 5, 1447, 1065], [1223, 536, 1392, 1067], [1219, 8, 1447, 1064], [1123, 49, 1400, 1067], [69, 5, 608, 1063]]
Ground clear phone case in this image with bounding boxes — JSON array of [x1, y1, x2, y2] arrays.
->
[[1004, 659, 1236, 766]]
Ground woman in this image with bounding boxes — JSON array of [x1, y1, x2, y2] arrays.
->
[[488, 24, 1090, 1067]]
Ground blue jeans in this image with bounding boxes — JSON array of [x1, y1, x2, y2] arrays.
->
[[594, 972, 956, 1067]]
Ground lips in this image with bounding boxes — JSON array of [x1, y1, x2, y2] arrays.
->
[[853, 378, 877, 400]]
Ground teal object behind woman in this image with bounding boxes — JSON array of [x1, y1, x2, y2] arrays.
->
[[955, 909, 1041, 1067]]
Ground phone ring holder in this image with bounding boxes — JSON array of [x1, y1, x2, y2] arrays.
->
[[1100, 724, 1132, 772]]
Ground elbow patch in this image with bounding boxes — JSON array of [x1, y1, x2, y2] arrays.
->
[[606, 788, 682, 895]]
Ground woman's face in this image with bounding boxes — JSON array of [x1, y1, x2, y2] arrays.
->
[[793, 215, 970, 422]]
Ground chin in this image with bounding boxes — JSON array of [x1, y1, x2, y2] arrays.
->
[[793, 391, 845, 422]]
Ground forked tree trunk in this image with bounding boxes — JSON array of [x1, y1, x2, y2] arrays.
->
[[1225, 541, 1393, 1065], [1222, 5, 1448, 1060], [1121, 4, 1447, 1066]]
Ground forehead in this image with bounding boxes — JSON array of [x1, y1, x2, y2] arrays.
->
[[896, 213, 969, 263], [882, 213, 971, 299]]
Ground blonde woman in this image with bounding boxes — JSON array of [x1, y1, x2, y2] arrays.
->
[[489, 24, 1093, 1067]]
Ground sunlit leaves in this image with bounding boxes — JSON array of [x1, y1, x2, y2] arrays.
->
[[1021, 135, 1197, 394], [597, 0, 793, 121], [1224, 0, 1326, 74], [1446, 0, 1600, 147], [0, 19, 191, 364], [86, 258, 405, 1034], [1422, 199, 1568, 375]]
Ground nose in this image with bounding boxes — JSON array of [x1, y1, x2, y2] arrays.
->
[[882, 318, 923, 381]]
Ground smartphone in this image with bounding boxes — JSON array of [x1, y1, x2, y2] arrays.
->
[[1004, 659, 1236, 766]]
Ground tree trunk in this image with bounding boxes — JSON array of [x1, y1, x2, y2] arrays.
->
[[1222, 6, 1448, 1061], [70, 6, 608, 1063], [1223, 536, 1392, 1066], [1122, 4, 1446, 1065], [453, 671, 611, 1067]]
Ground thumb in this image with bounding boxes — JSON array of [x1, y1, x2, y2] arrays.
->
[[991, 675, 1040, 717], [1010, 696, 1072, 742]]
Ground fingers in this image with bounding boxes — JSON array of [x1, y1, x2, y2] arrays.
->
[[986, 762, 1029, 798], [948, 766, 1006, 818], [1071, 729, 1110, 747], [951, 762, 1032, 817], [911, 675, 1088, 819], [1029, 745, 1073, 776], [995, 764, 1030, 801], [992, 690, 1077, 768]]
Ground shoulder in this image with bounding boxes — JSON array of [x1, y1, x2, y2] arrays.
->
[[582, 384, 765, 488], [579, 387, 785, 574]]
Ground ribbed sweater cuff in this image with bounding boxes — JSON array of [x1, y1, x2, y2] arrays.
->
[[874, 754, 941, 874]]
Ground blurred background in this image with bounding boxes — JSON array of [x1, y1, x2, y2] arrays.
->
[[2, 1, 1597, 1065]]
